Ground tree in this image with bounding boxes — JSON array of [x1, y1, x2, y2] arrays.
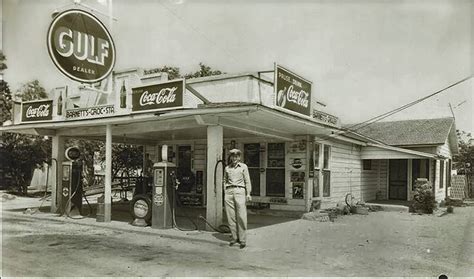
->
[[184, 63, 223, 79], [144, 65, 181, 80], [111, 144, 143, 179], [0, 51, 7, 71], [0, 51, 12, 124], [15, 79, 48, 101], [0, 80, 51, 193], [453, 130, 473, 175], [0, 132, 51, 193], [144, 63, 224, 80]]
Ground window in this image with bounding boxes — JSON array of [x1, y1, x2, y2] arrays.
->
[[313, 143, 321, 198], [314, 143, 320, 169], [363, 160, 372, 170], [323, 170, 331, 197], [313, 143, 331, 197], [323, 145, 330, 169], [313, 144, 331, 197], [412, 159, 429, 190], [440, 160, 445, 189], [313, 171, 320, 198]]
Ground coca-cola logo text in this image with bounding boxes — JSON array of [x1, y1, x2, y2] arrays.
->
[[139, 87, 178, 106], [132, 80, 184, 112], [284, 85, 309, 108], [26, 104, 51, 118]]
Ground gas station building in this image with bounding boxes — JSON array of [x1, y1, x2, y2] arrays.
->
[[2, 65, 458, 228]]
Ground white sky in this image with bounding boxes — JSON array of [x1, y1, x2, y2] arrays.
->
[[2, 0, 473, 132]]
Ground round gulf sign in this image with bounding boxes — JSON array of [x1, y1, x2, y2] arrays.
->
[[47, 9, 116, 83]]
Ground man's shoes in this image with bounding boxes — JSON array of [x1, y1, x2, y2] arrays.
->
[[239, 243, 246, 249], [229, 240, 238, 246]]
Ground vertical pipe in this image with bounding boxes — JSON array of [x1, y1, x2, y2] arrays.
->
[[104, 124, 112, 222]]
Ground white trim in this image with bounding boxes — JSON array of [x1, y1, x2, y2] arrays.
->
[[365, 143, 435, 159]]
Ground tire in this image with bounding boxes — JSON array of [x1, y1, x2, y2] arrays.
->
[[130, 194, 152, 225]]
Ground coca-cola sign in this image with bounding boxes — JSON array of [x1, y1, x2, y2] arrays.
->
[[47, 9, 116, 83], [21, 100, 53, 122], [275, 65, 312, 116], [132, 80, 184, 112]]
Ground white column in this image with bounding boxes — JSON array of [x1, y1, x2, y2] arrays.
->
[[104, 124, 112, 222], [51, 135, 65, 213], [206, 125, 223, 230]]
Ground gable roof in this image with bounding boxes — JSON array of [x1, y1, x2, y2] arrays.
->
[[351, 117, 455, 146]]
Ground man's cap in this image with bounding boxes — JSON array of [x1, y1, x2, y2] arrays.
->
[[229, 148, 241, 155]]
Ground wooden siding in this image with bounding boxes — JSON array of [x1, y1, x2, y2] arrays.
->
[[360, 159, 388, 201], [437, 140, 452, 159], [320, 141, 362, 208]]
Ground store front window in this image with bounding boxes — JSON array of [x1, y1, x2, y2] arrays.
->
[[244, 143, 261, 196], [266, 143, 285, 197]]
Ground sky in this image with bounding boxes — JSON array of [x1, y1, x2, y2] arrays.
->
[[1, 0, 473, 132]]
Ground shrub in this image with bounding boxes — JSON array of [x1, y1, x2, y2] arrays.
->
[[412, 180, 437, 214]]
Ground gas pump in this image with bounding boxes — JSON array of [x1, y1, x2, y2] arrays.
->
[[151, 161, 176, 229], [59, 147, 83, 216]]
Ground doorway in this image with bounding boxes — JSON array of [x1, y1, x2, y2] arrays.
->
[[266, 143, 285, 197], [244, 143, 261, 196], [389, 159, 408, 200]]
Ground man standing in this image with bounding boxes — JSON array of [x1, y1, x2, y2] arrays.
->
[[224, 149, 252, 249]]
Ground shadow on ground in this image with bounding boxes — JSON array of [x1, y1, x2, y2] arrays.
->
[[4, 197, 298, 232]]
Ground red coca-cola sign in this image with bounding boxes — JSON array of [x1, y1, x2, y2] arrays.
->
[[275, 65, 312, 116], [21, 100, 53, 122], [47, 9, 116, 83], [132, 79, 184, 112]]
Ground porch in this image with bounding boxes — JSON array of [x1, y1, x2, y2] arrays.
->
[[359, 144, 440, 202]]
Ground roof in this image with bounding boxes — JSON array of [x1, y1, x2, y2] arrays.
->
[[351, 117, 455, 146]]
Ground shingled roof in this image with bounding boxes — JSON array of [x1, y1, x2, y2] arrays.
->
[[353, 117, 455, 146]]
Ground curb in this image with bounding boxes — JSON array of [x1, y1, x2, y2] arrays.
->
[[365, 203, 410, 213]]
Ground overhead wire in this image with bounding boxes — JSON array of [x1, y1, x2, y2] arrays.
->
[[156, 0, 241, 66], [342, 76, 472, 134]]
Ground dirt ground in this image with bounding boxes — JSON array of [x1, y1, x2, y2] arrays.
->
[[1, 195, 473, 277]]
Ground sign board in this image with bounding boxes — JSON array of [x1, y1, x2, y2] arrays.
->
[[47, 9, 116, 83], [65, 105, 115, 120], [275, 65, 312, 116], [132, 79, 184, 112], [313, 110, 339, 126], [21, 100, 53, 122]]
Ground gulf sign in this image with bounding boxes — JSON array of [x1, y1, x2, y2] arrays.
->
[[275, 65, 312, 116], [47, 9, 116, 83]]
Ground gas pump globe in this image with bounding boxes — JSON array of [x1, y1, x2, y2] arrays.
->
[[59, 146, 83, 216]]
